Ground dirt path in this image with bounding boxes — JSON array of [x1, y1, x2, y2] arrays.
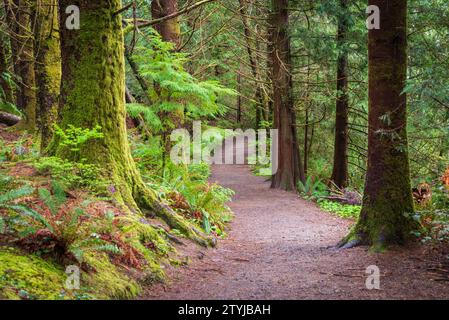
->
[[143, 163, 449, 300]]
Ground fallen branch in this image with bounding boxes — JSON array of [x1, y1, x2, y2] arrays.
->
[[0, 112, 21, 126]]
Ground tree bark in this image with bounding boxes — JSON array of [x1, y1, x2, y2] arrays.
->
[[340, 0, 418, 250], [33, 0, 61, 151], [4, 0, 37, 130], [330, 0, 349, 189], [269, 0, 305, 190], [238, 0, 264, 129], [0, 33, 15, 105], [55, 0, 212, 247], [151, 0, 181, 48], [236, 70, 242, 123], [125, 47, 152, 104]]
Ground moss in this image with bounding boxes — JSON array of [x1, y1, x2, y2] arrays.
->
[[0, 247, 66, 300], [339, 1, 418, 250], [0, 247, 142, 300], [54, 0, 214, 247], [34, 0, 62, 150], [83, 252, 140, 300]]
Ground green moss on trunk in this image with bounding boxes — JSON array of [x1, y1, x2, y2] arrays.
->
[[33, 0, 62, 150], [55, 0, 212, 247], [340, 0, 418, 250]]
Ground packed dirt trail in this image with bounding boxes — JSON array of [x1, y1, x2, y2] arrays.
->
[[143, 142, 449, 300]]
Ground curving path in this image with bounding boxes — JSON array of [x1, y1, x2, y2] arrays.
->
[[142, 144, 449, 299]]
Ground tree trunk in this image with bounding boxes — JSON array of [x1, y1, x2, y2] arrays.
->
[[340, 0, 418, 250], [4, 0, 37, 130], [33, 0, 61, 151], [125, 47, 152, 104], [330, 0, 349, 189], [151, 0, 181, 48], [236, 70, 242, 123], [0, 33, 15, 105], [269, 0, 305, 190], [238, 0, 264, 129], [55, 0, 212, 247]]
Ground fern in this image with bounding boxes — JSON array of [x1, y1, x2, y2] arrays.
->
[[126, 103, 162, 132], [127, 27, 235, 133], [0, 185, 34, 204], [297, 176, 328, 200]]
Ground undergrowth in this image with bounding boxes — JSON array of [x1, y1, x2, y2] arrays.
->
[[0, 124, 234, 300]]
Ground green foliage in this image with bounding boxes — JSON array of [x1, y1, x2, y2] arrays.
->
[[127, 28, 235, 132], [54, 124, 104, 152], [0, 177, 36, 219], [432, 187, 449, 210], [2, 181, 120, 265], [297, 176, 329, 200], [33, 156, 104, 191], [146, 161, 234, 237], [0, 72, 20, 116], [410, 209, 449, 243], [317, 199, 361, 219], [127, 103, 162, 133]]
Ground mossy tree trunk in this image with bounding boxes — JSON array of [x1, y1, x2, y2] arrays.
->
[[330, 0, 349, 189], [151, 0, 181, 49], [269, 0, 305, 191], [4, 0, 37, 130], [33, 0, 61, 151], [339, 0, 418, 250], [56, 0, 211, 246]]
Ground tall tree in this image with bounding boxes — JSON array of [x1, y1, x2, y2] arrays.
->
[[330, 0, 349, 189], [270, 0, 305, 190], [55, 0, 210, 246], [4, 0, 37, 130], [33, 0, 61, 150], [340, 0, 418, 249], [238, 0, 264, 129], [0, 33, 14, 106], [151, 0, 181, 48]]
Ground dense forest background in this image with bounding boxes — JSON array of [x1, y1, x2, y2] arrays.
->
[[0, 0, 448, 300]]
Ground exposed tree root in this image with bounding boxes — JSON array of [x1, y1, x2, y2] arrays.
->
[[337, 226, 366, 249], [338, 228, 389, 252], [136, 187, 216, 248]]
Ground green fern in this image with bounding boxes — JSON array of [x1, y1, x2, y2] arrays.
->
[[0, 185, 34, 204], [127, 27, 235, 133], [297, 176, 328, 199], [126, 103, 162, 132]]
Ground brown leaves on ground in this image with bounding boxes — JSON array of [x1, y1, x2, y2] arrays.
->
[[99, 233, 145, 270]]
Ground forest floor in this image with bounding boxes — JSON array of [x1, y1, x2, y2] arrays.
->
[[142, 162, 449, 300]]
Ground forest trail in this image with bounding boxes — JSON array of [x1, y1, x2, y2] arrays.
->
[[143, 144, 449, 300]]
